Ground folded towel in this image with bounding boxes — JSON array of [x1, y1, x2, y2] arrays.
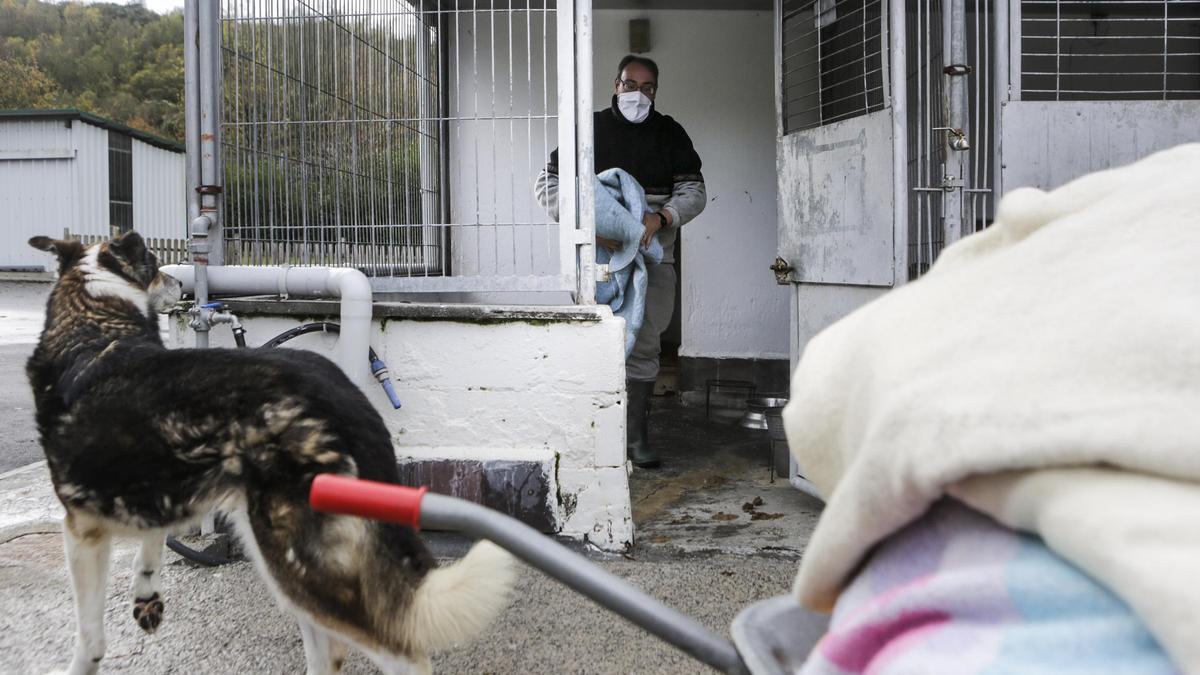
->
[[593, 168, 663, 355], [783, 143, 1200, 670], [800, 499, 1174, 675]]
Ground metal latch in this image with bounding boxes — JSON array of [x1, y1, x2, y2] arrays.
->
[[769, 257, 794, 285], [933, 126, 970, 152]]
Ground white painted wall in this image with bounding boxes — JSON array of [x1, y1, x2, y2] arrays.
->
[[168, 307, 633, 550], [592, 10, 789, 360]]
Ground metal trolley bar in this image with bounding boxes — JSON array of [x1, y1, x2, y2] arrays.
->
[[310, 474, 750, 675]]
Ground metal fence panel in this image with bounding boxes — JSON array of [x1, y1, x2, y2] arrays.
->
[[216, 0, 580, 295]]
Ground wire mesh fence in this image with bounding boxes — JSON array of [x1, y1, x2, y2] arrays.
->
[[217, 0, 564, 289], [1020, 0, 1200, 100]]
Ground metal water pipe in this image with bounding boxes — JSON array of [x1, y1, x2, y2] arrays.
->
[[161, 265, 375, 388]]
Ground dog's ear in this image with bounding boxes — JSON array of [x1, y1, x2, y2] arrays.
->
[[29, 236, 85, 272], [109, 230, 148, 261]]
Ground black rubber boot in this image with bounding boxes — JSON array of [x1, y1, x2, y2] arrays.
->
[[626, 379, 660, 468]]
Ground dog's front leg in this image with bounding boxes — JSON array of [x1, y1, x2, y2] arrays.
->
[[130, 531, 166, 633], [63, 516, 112, 675]]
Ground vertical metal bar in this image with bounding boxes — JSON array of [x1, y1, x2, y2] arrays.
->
[[880, 0, 891, 109], [941, 0, 966, 246], [1162, 0, 1169, 100], [508, 0, 517, 275], [923, 0, 933, 269], [185, 1, 202, 230], [543, 0, 551, 269], [418, 8, 439, 244], [439, 0, 453, 277], [454, 0, 464, 275], [472, 0, 481, 275], [816, 0, 824, 124], [199, 0, 224, 266], [526, 1, 535, 275], [556, 0, 578, 291], [575, 0, 595, 304], [862, 0, 870, 111], [1009, 0, 1021, 101], [1054, 0, 1060, 100], [995, 0, 1008, 198], [890, 0, 908, 286], [184, 0, 208, 347], [773, 0, 784, 139], [489, 0, 498, 273]]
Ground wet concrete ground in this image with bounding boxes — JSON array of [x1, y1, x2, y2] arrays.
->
[[631, 395, 823, 558]]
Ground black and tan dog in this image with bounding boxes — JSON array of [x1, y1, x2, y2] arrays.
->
[[27, 231, 514, 675]]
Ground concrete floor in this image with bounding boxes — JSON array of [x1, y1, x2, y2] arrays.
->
[[0, 279, 823, 674]]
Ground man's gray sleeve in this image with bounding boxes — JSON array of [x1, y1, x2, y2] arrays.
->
[[535, 168, 560, 222], [662, 179, 707, 227]]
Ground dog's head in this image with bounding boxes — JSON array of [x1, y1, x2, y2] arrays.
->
[[29, 231, 183, 314]]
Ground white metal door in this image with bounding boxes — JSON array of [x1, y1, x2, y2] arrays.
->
[[777, 0, 896, 288], [776, 0, 904, 496]]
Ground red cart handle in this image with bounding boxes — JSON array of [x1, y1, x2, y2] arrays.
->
[[309, 474, 428, 530]]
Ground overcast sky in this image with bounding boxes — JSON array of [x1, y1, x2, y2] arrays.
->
[[75, 0, 184, 14]]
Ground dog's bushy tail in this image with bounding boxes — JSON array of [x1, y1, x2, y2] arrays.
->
[[400, 540, 517, 653]]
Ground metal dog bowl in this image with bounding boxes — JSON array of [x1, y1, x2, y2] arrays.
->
[[739, 410, 769, 430], [747, 397, 789, 413]]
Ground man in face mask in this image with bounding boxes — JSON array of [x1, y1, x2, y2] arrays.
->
[[535, 55, 707, 469]]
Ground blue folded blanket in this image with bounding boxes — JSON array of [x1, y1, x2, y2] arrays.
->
[[593, 168, 663, 355]]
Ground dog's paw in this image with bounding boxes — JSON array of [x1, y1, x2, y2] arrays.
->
[[132, 593, 164, 634]]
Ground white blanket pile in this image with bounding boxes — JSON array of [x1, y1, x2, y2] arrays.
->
[[783, 143, 1200, 670]]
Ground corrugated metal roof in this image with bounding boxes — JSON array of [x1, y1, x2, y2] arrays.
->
[[0, 109, 184, 154]]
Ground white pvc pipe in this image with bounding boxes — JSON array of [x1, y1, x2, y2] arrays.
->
[[162, 264, 374, 387]]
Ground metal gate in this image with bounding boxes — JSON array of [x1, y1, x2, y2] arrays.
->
[[185, 0, 598, 300], [776, 0, 898, 290], [906, 0, 995, 279]]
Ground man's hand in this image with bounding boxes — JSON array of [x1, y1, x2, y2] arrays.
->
[[596, 236, 621, 252], [641, 211, 664, 248]]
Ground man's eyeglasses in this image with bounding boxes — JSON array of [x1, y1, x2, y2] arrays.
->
[[617, 79, 657, 96]]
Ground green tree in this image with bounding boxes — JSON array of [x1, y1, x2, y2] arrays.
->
[[0, 0, 183, 141], [0, 57, 61, 108]]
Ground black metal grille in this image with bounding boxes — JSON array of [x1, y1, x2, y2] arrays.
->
[[1021, 0, 1200, 100], [108, 131, 133, 233], [782, 0, 888, 133]]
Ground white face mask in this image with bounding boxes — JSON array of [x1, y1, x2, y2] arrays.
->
[[617, 91, 652, 124]]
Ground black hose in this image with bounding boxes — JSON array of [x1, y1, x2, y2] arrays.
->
[[166, 535, 231, 567], [261, 321, 383, 363]]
